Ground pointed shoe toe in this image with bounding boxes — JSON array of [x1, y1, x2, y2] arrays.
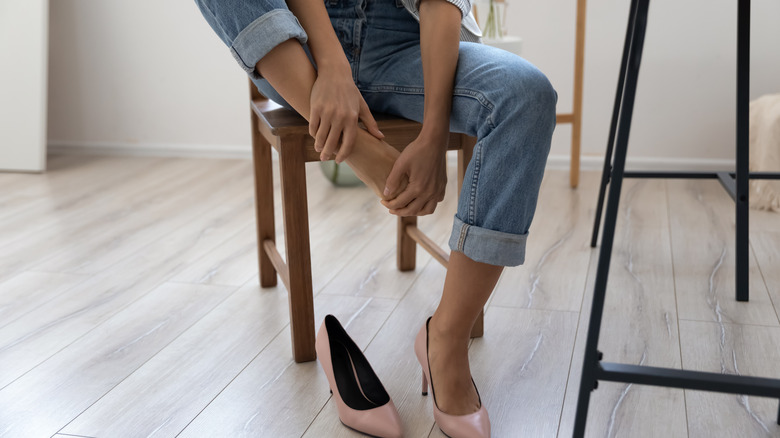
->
[[434, 405, 490, 438], [346, 400, 403, 438], [316, 315, 403, 438]]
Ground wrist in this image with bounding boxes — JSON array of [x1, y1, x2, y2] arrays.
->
[[418, 123, 450, 151], [314, 54, 351, 77]]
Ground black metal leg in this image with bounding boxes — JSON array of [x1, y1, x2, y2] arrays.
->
[[590, 0, 640, 249], [573, 0, 651, 436], [777, 401, 780, 425], [735, 0, 750, 302]]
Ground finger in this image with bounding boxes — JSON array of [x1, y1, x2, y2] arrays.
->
[[359, 99, 384, 140], [335, 122, 356, 164], [315, 119, 330, 155], [419, 199, 437, 216], [383, 161, 408, 200], [391, 197, 428, 217], [321, 122, 343, 161], [309, 109, 321, 141], [383, 188, 417, 210]]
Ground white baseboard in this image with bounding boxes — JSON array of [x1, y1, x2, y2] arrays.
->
[[48, 140, 253, 160], [49, 141, 737, 172], [545, 154, 736, 172]]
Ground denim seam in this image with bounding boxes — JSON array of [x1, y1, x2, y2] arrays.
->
[[457, 223, 468, 251], [469, 139, 483, 224], [360, 85, 495, 112]]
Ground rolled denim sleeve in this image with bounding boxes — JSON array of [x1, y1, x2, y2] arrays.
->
[[195, 0, 308, 79], [415, 0, 472, 19]]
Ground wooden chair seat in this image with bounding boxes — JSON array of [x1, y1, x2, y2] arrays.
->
[[249, 81, 482, 362]]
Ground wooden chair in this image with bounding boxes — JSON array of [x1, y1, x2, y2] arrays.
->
[[249, 80, 484, 362]]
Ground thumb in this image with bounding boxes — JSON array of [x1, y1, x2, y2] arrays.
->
[[383, 161, 406, 200], [359, 99, 385, 140]]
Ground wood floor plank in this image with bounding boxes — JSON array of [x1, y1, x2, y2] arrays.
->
[[0, 154, 91, 205], [557, 180, 687, 437], [749, 209, 780, 323], [170, 221, 262, 286], [0, 271, 88, 329], [679, 320, 780, 437], [61, 278, 291, 438], [0, 155, 165, 227], [668, 180, 778, 326], [0, 282, 235, 438], [0, 156, 189, 247], [32, 159, 251, 275], [52, 434, 95, 438], [178, 293, 399, 437], [0, 180, 266, 388], [0, 158, 230, 283], [491, 171, 597, 312], [469, 306, 579, 438]]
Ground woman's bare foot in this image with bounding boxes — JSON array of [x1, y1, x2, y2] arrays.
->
[[427, 315, 482, 415], [342, 129, 407, 200]]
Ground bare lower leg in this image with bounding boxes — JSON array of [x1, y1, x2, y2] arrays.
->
[[256, 39, 401, 199], [428, 250, 503, 415]]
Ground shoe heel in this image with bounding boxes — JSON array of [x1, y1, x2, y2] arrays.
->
[[421, 368, 429, 396]]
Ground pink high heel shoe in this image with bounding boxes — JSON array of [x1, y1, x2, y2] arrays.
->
[[316, 315, 403, 438], [414, 317, 490, 438]]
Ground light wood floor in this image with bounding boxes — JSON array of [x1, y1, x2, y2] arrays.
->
[[1, 154, 778, 438]]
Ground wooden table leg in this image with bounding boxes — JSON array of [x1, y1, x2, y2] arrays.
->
[[570, 0, 587, 188]]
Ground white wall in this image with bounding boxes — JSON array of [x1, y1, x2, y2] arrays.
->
[[48, 0, 780, 166], [48, 0, 251, 156], [1, 0, 48, 172]]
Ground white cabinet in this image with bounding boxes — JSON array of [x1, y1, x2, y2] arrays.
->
[[0, 0, 49, 172]]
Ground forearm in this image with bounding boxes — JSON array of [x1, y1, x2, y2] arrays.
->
[[285, 0, 350, 74], [418, 0, 462, 143]]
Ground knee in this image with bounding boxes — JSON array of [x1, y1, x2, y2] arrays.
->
[[498, 63, 558, 124]]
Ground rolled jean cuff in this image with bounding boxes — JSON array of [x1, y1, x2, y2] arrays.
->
[[230, 9, 308, 80], [448, 216, 528, 267]]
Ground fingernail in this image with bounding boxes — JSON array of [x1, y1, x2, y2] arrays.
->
[[383, 187, 390, 197], [379, 130, 385, 138]]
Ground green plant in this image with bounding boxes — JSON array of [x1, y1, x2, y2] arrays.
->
[[482, 0, 506, 39]]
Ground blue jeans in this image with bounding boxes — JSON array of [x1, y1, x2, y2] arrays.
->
[[196, 0, 557, 266]]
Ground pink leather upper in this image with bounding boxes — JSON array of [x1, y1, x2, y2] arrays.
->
[[414, 321, 491, 438], [316, 319, 403, 438]]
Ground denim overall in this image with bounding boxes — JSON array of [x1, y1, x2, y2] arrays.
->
[[196, 0, 557, 266]]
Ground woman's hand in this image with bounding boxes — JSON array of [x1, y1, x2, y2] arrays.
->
[[309, 67, 384, 163], [381, 131, 448, 216]]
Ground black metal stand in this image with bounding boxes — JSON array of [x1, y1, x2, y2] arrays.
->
[[575, 0, 780, 436]]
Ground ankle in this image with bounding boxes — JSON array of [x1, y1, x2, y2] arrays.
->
[[429, 314, 471, 347]]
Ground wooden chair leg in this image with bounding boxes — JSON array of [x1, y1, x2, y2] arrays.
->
[[397, 216, 417, 271], [278, 135, 316, 362], [251, 111, 277, 288]]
